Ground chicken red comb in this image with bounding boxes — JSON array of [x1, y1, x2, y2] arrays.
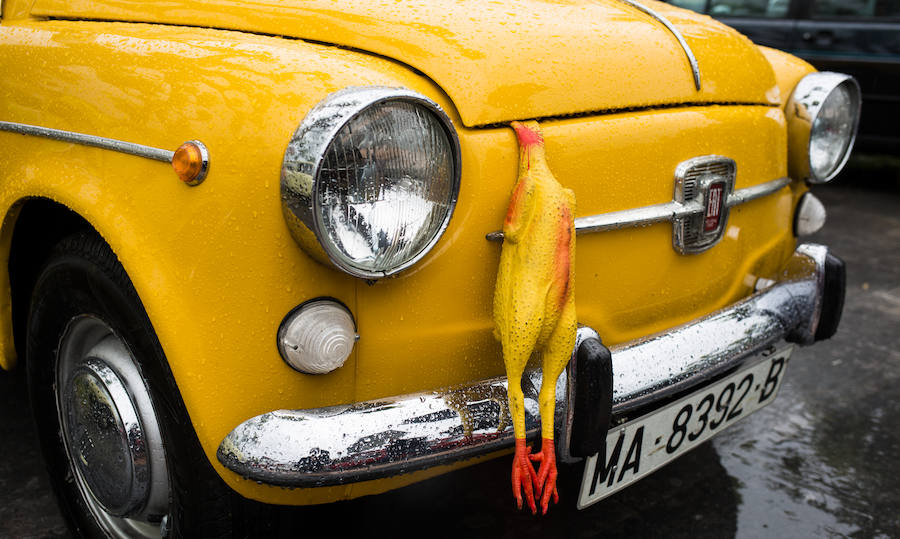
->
[[512, 121, 544, 147]]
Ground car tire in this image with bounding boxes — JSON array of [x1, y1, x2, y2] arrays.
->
[[26, 231, 235, 538]]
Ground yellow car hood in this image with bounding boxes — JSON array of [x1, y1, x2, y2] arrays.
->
[[31, 0, 780, 126]]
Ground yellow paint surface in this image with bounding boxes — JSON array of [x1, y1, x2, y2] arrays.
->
[[0, 11, 807, 505], [29, 0, 779, 126], [758, 46, 817, 106]]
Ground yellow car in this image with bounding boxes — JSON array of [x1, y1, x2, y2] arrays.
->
[[0, 0, 856, 536]]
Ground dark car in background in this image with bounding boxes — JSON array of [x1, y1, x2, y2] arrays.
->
[[665, 0, 900, 153]]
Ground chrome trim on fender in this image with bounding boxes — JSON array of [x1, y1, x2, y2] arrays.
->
[[615, 0, 701, 91], [486, 176, 790, 242], [217, 243, 831, 487], [0, 121, 175, 163]]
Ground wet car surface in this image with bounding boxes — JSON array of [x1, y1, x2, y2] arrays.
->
[[663, 0, 900, 154], [2, 161, 898, 538]]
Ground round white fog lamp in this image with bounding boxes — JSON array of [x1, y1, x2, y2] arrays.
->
[[794, 192, 827, 237], [787, 72, 861, 184], [277, 300, 357, 374], [281, 87, 461, 279]]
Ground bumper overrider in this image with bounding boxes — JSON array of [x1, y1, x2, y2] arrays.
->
[[217, 243, 845, 488]]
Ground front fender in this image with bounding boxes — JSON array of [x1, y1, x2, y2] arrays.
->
[[0, 19, 463, 504]]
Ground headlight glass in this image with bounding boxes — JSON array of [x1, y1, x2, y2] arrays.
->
[[787, 73, 860, 184], [282, 87, 461, 279], [809, 84, 855, 180], [318, 101, 455, 275]]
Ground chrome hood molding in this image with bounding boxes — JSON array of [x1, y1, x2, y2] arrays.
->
[[615, 0, 701, 91]]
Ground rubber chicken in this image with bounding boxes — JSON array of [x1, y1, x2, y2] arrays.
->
[[493, 120, 576, 514]]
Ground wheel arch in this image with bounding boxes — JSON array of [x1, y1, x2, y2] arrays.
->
[[2, 198, 93, 370]]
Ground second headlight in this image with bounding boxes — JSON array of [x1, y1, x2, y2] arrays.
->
[[787, 72, 861, 184], [281, 87, 461, 279]]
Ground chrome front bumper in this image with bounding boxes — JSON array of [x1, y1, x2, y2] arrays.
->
[[217, 243, 842, 488]]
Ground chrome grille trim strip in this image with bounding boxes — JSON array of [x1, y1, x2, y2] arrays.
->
[[726, 176, 791, 207], [573, 200, 702, 234], [615, 0, 702, 91], [486, 177, 790, 242], [0, 121, 175, 163]]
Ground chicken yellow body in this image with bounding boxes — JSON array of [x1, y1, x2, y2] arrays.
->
[[494, 121, 576, 514]]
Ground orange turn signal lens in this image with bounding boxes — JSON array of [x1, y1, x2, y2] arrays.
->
[[172, 141, 208, 185]]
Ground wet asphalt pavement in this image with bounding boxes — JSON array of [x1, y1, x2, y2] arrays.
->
[[1, 160, 898, 538]]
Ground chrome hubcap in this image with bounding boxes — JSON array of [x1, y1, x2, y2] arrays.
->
[[56, 316, 169, 538], [64, 358, 148, 515]]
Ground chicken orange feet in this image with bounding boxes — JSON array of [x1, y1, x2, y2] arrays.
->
[[529, 438, 559, 514], [511, 438, 540, 514]]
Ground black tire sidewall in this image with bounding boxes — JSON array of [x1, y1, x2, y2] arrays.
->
[[26, 233, 232, 538]]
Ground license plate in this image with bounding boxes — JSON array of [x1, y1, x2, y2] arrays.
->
[[577, 348, 791, 509]]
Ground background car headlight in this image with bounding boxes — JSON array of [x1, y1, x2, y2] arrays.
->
[[787, 72, 861, 184], [281, 87, 461, 279]]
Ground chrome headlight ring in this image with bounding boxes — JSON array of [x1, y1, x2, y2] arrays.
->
[[787, 72, 861, 184], [281, 87, 462, 279]]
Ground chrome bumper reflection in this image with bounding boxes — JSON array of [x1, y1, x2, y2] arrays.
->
[[217, 243, 833, 487]]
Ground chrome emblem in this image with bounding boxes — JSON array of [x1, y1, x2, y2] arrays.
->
[[673, 156, 736, 254]]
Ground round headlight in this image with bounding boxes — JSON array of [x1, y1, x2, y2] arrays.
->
[[281, 87, 461, 279], [787, 72, 861, 184]]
